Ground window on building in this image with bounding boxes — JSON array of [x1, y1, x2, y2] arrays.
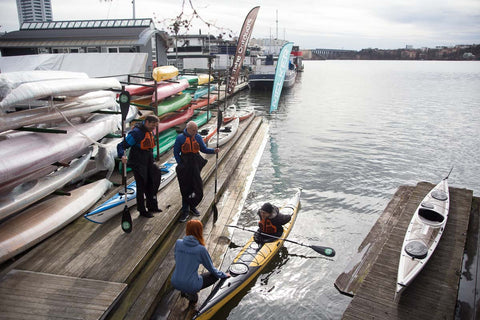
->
[[87, 47, 99, 53], [108, 47, 119, 53]]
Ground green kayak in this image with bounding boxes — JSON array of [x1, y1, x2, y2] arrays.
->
[[156, 93, 192, 117]]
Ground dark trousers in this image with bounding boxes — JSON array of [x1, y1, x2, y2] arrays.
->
[[201, 272, 219, 289], [132, 166, 159, 213]]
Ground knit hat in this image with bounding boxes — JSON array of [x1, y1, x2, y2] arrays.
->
[[260, 202, 273, 214]]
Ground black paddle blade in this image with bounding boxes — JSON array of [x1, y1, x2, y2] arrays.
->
[[212, 204, 218, 224], [312, 245, 335, 257], [121, 205, 132, 233], [217, 110, 223, 130]]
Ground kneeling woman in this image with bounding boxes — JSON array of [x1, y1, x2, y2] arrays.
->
[[171, 220, 230, 303]]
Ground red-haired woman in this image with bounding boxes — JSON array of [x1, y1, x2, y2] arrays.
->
[[171, 220, 230, 303]]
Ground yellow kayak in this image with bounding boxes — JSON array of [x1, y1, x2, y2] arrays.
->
[[193, 188, 302, 320], [152, 65, 179, 82]]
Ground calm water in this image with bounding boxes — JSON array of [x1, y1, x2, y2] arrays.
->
[[212, 60, 480, 319]]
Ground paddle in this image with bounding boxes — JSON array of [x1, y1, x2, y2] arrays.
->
[[212, 108, 222, 224], [227, 224, 336, 257], [119, 90, 132, 233]]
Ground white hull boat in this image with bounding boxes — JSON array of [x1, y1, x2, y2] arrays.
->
[[0, 178, 112, 264], [0, 77, 121, 109], [396, 172, 452, 298], [0, 115, 120, 186], [0, 149, 93, 221]]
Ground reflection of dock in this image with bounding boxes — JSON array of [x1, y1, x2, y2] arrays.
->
[[0, 115, 268, 319], [335, 182, 479, 319]]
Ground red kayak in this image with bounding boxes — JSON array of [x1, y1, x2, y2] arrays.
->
[[124, 81, 156, 96], [156, 108, 194, 134], [152, 79, 189, 103], [191, 95, 218, 110]]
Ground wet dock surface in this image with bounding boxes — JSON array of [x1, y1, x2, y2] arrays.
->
[[0, 112, 268, 320], [336, 182, 477, 319]]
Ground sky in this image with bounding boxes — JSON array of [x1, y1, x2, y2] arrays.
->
[[0, 0, 479, 50]]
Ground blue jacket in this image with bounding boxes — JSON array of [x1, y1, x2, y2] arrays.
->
[[171, 235, 227, 293], [173, 128, 215, 164]]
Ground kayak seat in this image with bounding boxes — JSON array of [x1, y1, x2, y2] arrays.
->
[[418, 208, 444, 223]]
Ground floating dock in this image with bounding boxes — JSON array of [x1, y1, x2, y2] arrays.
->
[[336, 182, 479, 319], [0, 112, 269, 320]]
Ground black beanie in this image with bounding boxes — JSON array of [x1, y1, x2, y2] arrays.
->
[[260, 202, 273, 213]]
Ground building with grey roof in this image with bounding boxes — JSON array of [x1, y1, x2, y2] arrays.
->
[[0, 18, 170, 73]]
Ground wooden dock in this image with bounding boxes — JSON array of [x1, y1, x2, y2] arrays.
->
[[0, 112, 268, 319], [336, 182, 477, 320]]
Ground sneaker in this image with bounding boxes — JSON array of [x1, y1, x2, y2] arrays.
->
[[190, 207, 201, 217], [178, 211, 189, 223], [139, 211, 154, 218], [181, 292, 198, 304], [147, 207, 162, 213]]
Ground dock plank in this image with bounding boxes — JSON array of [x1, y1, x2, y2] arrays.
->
[[0, 269, 125, 320]]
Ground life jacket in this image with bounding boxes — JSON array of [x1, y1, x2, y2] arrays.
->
[[139, 131, 155, 150], [259, 218, 277, 234], [181, 135, 200, 154]]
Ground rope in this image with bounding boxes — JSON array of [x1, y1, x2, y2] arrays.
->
[[52, 103, 116, 149]]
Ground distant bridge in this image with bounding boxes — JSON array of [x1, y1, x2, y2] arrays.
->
[[311, 48, 357, 59]]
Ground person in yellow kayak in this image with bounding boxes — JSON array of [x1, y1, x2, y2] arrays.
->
[[254, 202, 291, 243], [171, 220, 230, 304]]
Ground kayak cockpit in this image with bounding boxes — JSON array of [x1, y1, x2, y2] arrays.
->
[[418, 208, 445, 224]]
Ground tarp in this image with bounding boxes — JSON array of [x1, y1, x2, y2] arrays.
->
[[0, 53, 147, 81]]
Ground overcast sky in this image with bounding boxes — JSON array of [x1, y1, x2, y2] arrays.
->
[[1, 0, 479, 50]]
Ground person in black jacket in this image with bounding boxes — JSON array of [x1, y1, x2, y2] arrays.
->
[[117, 115, 162, 218], [254, 202, 291, 243]]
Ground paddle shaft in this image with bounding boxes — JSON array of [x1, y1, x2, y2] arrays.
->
[[227, 224, 336, 257]]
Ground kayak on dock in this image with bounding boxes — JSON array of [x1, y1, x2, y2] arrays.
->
[[396, 170, 452, 298], [84, 158, 177, 224], [193, 188, 302, 320]]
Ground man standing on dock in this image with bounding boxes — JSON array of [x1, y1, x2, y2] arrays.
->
[[174, 121, 219, 222], [117, 115, 162, 218]]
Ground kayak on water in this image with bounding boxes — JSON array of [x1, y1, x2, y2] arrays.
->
[[193, 188, 302, 320]]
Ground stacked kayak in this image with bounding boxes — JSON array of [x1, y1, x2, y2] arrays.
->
[[190, 95, 217, 110], [152, 65, 179, 82], [156, 107, 194, 134], [194, 189, 302, 320], [0, 149, 93, 221], [157, 93, 192, 118], [0, 179, 112, 264], [85, 158, 177, 224]]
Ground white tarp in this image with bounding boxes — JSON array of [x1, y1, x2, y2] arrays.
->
[[0, 53, 148, 81]]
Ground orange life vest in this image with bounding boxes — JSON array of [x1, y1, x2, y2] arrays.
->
[[139, 131, 155, 150], [181, 136, 200, 154], [259, 218, 277, 234]]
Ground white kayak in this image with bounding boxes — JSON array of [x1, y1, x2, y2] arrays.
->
[[396, 173, 451, 297], [209, 116, 239, 147], [0, 70, 88, 100], [0, 115, 120, 187], [0, 77, 121, 109], [0, 178, 112, 264], [0, 91, 118, 133], [0, 149, 93, 221], [84, 157, 178, 224]]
